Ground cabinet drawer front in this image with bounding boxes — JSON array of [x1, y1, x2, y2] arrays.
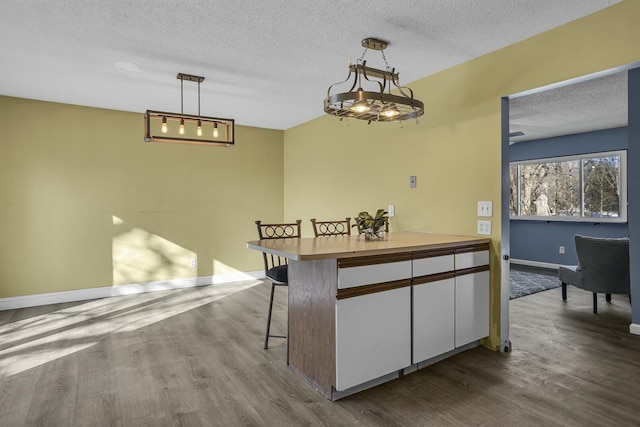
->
[[455, 250, 489, 270], [413, 254, 454, 277], [335, 287, 411, 391], [338, 260, 411, 289]]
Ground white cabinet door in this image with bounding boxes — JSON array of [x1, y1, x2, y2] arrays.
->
[[412, 278, 455, 363], [455, 270, 490, 347], [335, 287, 411, 391]]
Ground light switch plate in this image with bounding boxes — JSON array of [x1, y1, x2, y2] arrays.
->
[[477, 220, 491, 235], [409, 176, 417, 188], [477, 201, 493, 217]]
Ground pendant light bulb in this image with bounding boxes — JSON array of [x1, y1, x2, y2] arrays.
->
[[161, 116, 168, 133], [381, 104, 400, 118], [179, 118, 185, 135], [197, 120, 202, 136], [213, 122, 219, 138], [350, 89, 370, 113], [351, 101, 370, 113]]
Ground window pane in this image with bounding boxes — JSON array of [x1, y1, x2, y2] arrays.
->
[[510, 150, 626, 223], [549, 160, 580, 217], [583, 156, 620, 218], [509, 165, 518, 216], [517, 160, 580, 217], [519, 163, 550, 216]]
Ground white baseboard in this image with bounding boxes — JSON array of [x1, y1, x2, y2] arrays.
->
[[510, 259, 561, 270], [0, 270, 264, 311], [630, 323, 640, 336]]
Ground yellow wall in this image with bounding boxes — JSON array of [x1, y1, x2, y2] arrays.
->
[[284, 1, 640, 349], [0, 96, 284, 298], [2, 2, 639, 347]]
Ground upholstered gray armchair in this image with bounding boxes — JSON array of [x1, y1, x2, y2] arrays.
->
[[558, 235, 630, 313]]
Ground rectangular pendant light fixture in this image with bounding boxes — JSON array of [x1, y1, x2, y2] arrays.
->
[[145, 73, 235, 147]]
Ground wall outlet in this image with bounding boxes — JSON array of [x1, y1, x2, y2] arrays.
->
[[409, 176, 417, 188], [189, 258, 197, 268], [388, 204, 395, 217], [477, 201, 493, 217], [477, 220, 492, 236], [559, 246, 565, 254]]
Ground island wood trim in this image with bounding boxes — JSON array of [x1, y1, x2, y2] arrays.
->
[[455, 265, 490, 277], [338, 253, 412, 268], [412, 271, 456, 285], [336, 278, 412, 300], [455, 242, 490, 254], [412, 248, 455, 260]]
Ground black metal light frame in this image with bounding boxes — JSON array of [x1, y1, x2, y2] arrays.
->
[[145, 73, 235, 147]]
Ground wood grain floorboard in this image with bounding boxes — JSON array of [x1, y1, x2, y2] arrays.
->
[[1, 280, 639, 426]]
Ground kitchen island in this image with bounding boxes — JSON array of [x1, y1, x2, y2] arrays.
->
[[247, 231, 491, 400]]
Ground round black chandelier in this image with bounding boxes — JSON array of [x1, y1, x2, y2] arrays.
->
[[324, 38, 424, 124]]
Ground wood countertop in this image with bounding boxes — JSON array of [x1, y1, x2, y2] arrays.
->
[[247, 231, 490, 261]]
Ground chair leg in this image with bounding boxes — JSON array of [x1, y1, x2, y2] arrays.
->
[[593, 293, 598, 314], [285, 293, 290, 367], [264, 282, 276, 349], [561, 283, 567, 301], [606, 293, 612, 303]]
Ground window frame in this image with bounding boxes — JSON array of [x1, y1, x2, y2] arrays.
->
[[510, 150, 627, 223]]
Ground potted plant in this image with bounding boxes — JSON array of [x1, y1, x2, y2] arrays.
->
[[353, 209, 388, 240]]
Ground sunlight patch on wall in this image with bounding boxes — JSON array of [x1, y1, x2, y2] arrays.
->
[[212, 259, 259, 282], [112, 227, 196, 286]]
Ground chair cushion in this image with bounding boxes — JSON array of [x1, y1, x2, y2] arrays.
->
[[558, 265, 584, 288], [266, 265, 288, 284]]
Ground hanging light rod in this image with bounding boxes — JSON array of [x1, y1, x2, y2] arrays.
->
[[324, 38, 424, 124], [145, 73, 234, 147]]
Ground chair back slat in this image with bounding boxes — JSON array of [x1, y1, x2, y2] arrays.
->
[[310, 217, 351, 237], [256, 220, 302, 272]]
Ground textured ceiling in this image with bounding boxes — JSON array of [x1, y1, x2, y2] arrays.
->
[[0, 0, 621, 130], [510, 71, 628, 143]]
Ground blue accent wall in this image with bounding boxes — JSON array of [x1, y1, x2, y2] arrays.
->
[[510, 127, 629, 265]]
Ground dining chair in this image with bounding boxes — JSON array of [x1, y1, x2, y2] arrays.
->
[[558, 235, 630, 313], [255, 219, 302, 351], [310, 217, 351, 237]]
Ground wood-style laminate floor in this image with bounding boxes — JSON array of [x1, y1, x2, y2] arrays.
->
[[1, 279, 639, 426]]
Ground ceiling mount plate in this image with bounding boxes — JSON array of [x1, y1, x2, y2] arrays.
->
[[361, 38, 388, 51], [177, 73, 205, 83]]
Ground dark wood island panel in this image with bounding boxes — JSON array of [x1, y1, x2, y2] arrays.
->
[[288, 259, 337, 398]]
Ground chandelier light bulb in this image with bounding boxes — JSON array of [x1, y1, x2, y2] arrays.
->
[[179, 118, 185, 135], [197, 120, 202, 136], [161, 116, 168, 133], [382, 105, 400, 118], [350, 100, 370, 113], [213, 122, 219, 138]]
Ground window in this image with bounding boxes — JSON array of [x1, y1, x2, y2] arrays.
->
[[510, 150, 627, 222]]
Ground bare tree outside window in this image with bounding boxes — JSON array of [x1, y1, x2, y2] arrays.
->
[[583, 156, 620, 218], [510, 151, 626, 222]]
